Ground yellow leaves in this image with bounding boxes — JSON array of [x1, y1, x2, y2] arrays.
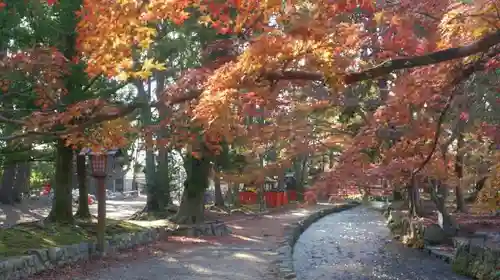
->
[[438, 1, 498, 47], [471, 25, 491, 38], [142, 58, 166, 72], [373, 11, 386, 26], [133, 58, 166, 79], [198, 15, 212, 26], [116, 72, 129, 81], [115, 58, 166, 81], [77, 0, 177, 81]]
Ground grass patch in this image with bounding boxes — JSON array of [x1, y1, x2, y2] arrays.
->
[[0, 218, 145, 258]]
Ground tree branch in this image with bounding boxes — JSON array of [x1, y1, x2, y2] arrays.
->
[[344, 30, 500, 84], [411, 58, 488, 176], [2, 32, 497, 143]]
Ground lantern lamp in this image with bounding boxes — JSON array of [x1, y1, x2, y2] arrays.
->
[[91, 154, 108, 177]]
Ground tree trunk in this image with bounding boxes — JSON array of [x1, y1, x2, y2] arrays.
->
[[229, 182, 241, 208], [171, 151, 211, 224], [408, 177, 422, 217], [144, 149, 159, 211], [135, 79, 160, 212], [277, 171, 286, 190], [293, 154, 308, 201], [213, 165, 225, 207], [132, 172, 138, 191], [0, 164, 17, 204], [75, 154, 91, 219], [427, 178, 458, 236], [465, 176, 487, 203], [392, 187, 404, 201], [153, 148, 171, 209], [454, 129, 466, 212], [453, 94, 469, 212], [328, 151, 335, 169], [359, 185, 370, 204], [13, 162, 30, 203], [154, 71, 172, 208], [47, 141, 74, 224]]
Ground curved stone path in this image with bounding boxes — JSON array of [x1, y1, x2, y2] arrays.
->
[[293, 207, 470, 280]]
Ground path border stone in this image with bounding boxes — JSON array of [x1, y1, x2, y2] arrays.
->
[[273, 202, 360, 280], [0, 220, 231, 280], [383, 207, 500, 280]]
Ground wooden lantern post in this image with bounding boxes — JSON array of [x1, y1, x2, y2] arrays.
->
[[90, 153, 108, 253]]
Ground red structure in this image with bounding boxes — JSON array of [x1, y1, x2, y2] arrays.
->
[[287, 190, 297, 201], [239, 191, 258, 204]]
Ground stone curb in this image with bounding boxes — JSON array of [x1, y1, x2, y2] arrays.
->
[[0, 220, 231, 280], [273, 202, 360, 280]]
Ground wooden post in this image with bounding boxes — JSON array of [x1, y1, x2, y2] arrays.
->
[[96, 175, 106, 254]]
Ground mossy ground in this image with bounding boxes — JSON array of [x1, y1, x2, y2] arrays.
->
[[0, 218, 145, 258]]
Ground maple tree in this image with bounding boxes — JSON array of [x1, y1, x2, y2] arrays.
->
[[0, 0, 498, 223]]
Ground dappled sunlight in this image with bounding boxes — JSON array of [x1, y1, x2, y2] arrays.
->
[[249, 235, 263, 240], [229, 234, 264, 243], [185, 263, 215, 275], [291, 211, 309, 217], [161, 256, 180, 263], [229, 225, 244, 230], [231, 252, 265, 262]]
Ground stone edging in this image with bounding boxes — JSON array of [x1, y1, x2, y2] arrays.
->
[[0, 220, 230, 280], [385, 208, 500, 280], [273, 202, 360, 280]]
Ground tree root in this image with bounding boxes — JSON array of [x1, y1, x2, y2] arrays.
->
[[169, 212, 204, 225], [129, 204, 179, 220]]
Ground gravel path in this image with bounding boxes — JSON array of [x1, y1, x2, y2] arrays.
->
[[293, 207, 470, 280], [78, 245, 276, 280], [31, 206, 331, 280]]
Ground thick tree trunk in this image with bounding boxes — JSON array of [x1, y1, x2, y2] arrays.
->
[[0, 164, 17, 204], [171, 152, 211, 224], [47, 141, 74, 224], [154, 70, 171, 208], [392, 187, 404, 201], [154, 148, 171, 207], [13, 162, 30, 203], [75, 154, 91, 219], [144, 150, 159, 211]]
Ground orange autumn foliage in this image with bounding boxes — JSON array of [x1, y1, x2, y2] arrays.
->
[[75, 0, 499, 192], [1, 0, 498, 196]]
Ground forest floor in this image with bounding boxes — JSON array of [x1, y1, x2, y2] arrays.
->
[[25, 203, 333, 280], [0, 218, 145, 258]]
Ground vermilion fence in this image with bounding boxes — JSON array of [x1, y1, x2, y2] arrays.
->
[[239, 190, 298, 207]]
